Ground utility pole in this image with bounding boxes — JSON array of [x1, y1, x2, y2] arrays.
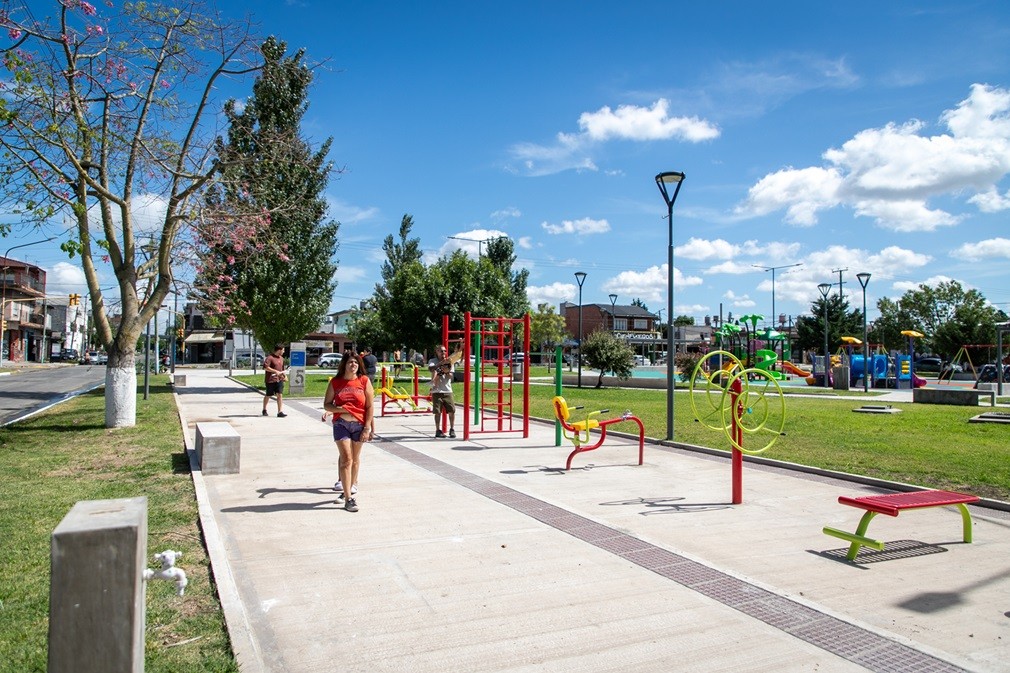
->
[[832, 267, 848, 302]]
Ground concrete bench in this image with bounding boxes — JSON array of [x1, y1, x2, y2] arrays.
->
[[195, 422, 240, 475], [823, 489, 979, 561], [913, 387, 995, 407]]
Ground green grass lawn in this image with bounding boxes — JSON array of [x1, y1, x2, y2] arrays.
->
[[238, 371, 1010, 502], [0, 378, 236, 673]]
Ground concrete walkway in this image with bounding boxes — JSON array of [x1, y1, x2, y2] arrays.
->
[[174, 369, 1010, 673]]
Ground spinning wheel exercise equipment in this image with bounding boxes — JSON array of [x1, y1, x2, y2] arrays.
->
[[689, 350, 786, 503]]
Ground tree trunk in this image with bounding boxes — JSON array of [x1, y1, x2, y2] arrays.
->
[[105, 351, 138, 428]]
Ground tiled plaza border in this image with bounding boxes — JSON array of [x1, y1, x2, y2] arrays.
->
[[377, 439, 974, 673]]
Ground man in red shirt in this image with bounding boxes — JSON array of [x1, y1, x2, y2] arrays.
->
[[262, 344, 288, 418]]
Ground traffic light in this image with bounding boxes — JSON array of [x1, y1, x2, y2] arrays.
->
[[176, 327, 184, 340], [69, 293, 79, 306]]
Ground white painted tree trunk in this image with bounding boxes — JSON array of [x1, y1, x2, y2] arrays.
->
[[105, 364, 138, 428]]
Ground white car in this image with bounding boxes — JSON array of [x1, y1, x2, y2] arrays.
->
[[318, 352, 341, 368]]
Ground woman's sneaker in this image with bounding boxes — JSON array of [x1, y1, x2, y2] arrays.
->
[[333, 481, 358, 495], [344, 498, 358, 512]]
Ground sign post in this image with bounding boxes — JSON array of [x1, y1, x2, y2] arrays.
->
[[289, 341, 306, 394]]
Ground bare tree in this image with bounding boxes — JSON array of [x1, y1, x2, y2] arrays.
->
[[0, 1, 263, 427]]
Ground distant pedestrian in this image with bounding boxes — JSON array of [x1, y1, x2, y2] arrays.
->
[[428, 344, 456, 438], [324, 350, 375, 512], [262, 344, 287, 418], [361, 346, 378, 379]]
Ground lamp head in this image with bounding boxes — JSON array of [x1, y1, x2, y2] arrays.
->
[[574, 271, 587, 287], [817, 283, 831, 298], [856, 272, 871, 288], [655, 171, 686, 208], [608, 293, 617, 306]]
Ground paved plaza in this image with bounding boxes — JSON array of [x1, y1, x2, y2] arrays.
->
[[175, 369, 1010, 673]]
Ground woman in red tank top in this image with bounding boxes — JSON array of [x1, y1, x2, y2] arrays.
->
[[323, 350, 375, 512]]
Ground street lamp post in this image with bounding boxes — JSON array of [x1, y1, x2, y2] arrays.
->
[[856, 272, 871, 392], [608, 293, 618, 332], [2, 235, 58, 365], [753, 263, 802, 323], [655, 171, 685, 441], [574, 271, 587, 388], [818, 283, 832, 389]]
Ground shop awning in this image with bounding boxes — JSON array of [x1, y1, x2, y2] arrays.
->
[[184, 331, 225, 344]]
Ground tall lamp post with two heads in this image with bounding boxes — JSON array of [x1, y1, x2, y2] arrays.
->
[[856, 273, 871, 392], [575, 271, 587, 388], [655, 171, 686, 441], [818, 283, 832, 389]]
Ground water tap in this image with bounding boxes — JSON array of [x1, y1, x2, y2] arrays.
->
[[143, 550, 188, 596]]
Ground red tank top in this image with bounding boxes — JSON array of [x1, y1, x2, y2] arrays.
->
[[328, 375, 369, 423]]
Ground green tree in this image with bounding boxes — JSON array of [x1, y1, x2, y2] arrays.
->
[[529, 303, 568, 367], [794, 293, 863, 357], [674, 315, 695, 326], [581, 330, 634, 388], [197, 37, 339, 350], [485, 237, 531, 319], [0, 1, 263, 427], [365, 223, 530, 353], [872, 281, 1007, 357]]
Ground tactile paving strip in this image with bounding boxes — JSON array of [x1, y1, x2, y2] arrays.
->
[[380, 441, 971, 673]]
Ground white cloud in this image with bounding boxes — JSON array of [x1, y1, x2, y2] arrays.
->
[[440, 228, 509, 258], [334, 265, 367, 284], [968, 188, 1010, 212], [951, 237, 1010, 261], [892, 275, 959, 293], [45, 261, 87, 295], [541, 217, 610, 235], [508, 98, 718, 176], [604, 264, 702, 304], [675, 303, 710, 316], [723, 290, 756, 308], [706, 260, 755, 275], [327, 197, 378, 224], [526, 282, 578, 309], [735, 166, 842, 225], [735, 84, 1010, 232], [490, 207, 521, 223], [517, 236, 533, 250], [675, 237, 738, 260], [578, 99, 720, 142]]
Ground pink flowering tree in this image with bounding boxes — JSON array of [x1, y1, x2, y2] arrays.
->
[[0, 1, 267, 427]]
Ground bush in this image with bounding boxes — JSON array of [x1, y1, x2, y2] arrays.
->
[[675, 352, 706, 381]]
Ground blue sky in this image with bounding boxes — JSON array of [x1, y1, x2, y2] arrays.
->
[[12, 0, 1010, 328]]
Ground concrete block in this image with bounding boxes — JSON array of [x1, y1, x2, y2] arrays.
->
[[913, 387, 990, 406], [172, 374, 187, 386], [196, 422, 241, 474], [48, 497, 147, 673]]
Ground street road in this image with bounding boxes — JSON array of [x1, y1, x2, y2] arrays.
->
[[0, 365, 106, 426]]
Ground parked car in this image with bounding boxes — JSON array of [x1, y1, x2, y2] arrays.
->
[[60, 348, 79, 362], [236, 353, 264, 367], [318, 352, 341, 368], [913, 356, 944, 372]]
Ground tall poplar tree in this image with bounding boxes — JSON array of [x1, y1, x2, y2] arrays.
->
[[198, 37, 338, 348]]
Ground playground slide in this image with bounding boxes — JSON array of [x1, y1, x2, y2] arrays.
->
[[753, 349, 786, 379], [781, 361, 811, 377]]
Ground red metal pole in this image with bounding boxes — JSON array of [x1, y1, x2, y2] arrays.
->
[[523, 312, 530, 438], [731, 377, 743, 504], [463, 312, 471, 441]]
